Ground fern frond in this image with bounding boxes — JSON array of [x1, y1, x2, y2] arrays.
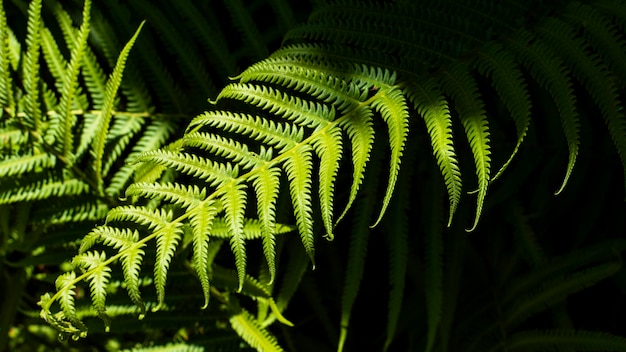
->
[[441, 63, 491, 231], [250, 166, 282, 283], [406, 80, 462, 226], [229, 307, 284, 352], [370, 86, 410, 227], [135, 149, 239, 188], [22, 0, 43, 131], [183, 132, 267, 171], [91, 21, 144, 193], [283, 145, 315, 265], [0, 153, 56, 177], [0, 0, 14, 111], [153, 222, 183, 311], [125, 182, 206, 209], [223, 182, 248, 291], [312, 125, 343, 239], [189, 200, 219, 308], [335, 106, 374, 224], [72, 250, 112, 330], [188, 111, 302, 152], [217, 83, 335, 129]]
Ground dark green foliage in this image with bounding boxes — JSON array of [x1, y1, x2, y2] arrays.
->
[[2, 0, 626, 351]]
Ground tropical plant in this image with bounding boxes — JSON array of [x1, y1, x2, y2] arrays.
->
[[2, 0, 626, 351]]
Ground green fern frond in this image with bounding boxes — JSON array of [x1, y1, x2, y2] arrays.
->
[[153, 221, 183, 311], [0, 153, 56, 177], [335, 106, 374, 224], [223, 182, 248, 291], [283, 144, 315, 265], [189, 200, 219, 308], [72, 250, 112, 330], [229, 307, 284, 352], [0, 0, 14, 111], [250, 166, 282, 283], [187, 111, 302, 152], [217, 82, 335, 129], [312, 125, 343, 239], [22, 0, 43, 131], [91, 21, 144, 193], [406, 80, 461, 226], [370, 86, 409, 227], [441, 62, 491, 231]]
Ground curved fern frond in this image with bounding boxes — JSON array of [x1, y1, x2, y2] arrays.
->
[[230, 307, 284, 352], [441, 62, 491, 231], [406, 80, 461, 226]]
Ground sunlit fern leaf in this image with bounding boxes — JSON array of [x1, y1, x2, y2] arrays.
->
[[312, 125, 343, 239], [539, 16, 626, 194], [72, 250, 112, 330], [223, 182, 248, 291], [475, 43, 531, 182], [54, 271, 88, 338], [50, 0, 90, 159], [189, 200, 219, 308], [125, 182, 206, 209], [250, 166, 282, 283], [370, 86, 410, 227], [283, 144, 315, 266], [441, 62, 491, 231], [188, 111, 303, 152], [505, 31, 579, 195], [91, 21, 144, 193], [22, 0, 42, 131], [135, 149, 239, 188], [183, 132, 267, 171], [335, 106, 374, 224], [106, 206, 172, 231], [490, 329, 626, 352], [153, 221, 183, 311], [230, 307, 284, 352], [216, 83, 336, 130], [107, 118, 178, 196], [406, 80, 461, 226], [237, 53, 366, 113]]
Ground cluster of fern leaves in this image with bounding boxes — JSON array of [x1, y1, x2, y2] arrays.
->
[[3, 0, 626, 351]]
